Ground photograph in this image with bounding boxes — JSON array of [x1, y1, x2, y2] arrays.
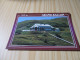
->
[[12, 16, 74, 46]]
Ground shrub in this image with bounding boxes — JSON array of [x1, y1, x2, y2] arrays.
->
[[48, 41, 56, 46], [30, 31, 42, 34], [55, 34, 62, 38], [44, 39, 48, 43], [42, 33, 47, 37], [15, 30, 22, 34]]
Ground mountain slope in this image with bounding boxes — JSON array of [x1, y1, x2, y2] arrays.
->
[[17, 17, 69, 30]]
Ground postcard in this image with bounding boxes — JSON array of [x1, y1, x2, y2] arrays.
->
[[6, 13, 80, 50]]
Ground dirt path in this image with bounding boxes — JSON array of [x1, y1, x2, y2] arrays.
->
[[49, 33, 74, 45]]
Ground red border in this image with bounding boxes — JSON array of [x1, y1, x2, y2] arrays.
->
[[6, 13, 80, 51]]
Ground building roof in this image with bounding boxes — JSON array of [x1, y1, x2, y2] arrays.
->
[[30, 23, 54, 28]]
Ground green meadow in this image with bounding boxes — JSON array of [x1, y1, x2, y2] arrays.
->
[[12, 17, 74, 46]]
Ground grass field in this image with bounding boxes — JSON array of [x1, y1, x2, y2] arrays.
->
[[12, 31, 73, 46], [12, 17, 74, 46]]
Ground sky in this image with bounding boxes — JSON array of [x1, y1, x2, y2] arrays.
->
[[18, 16, 67, 22]]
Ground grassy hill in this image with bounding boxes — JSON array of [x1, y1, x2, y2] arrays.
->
[[12, 17, 74, 46], [17, 17, 69, 30]]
